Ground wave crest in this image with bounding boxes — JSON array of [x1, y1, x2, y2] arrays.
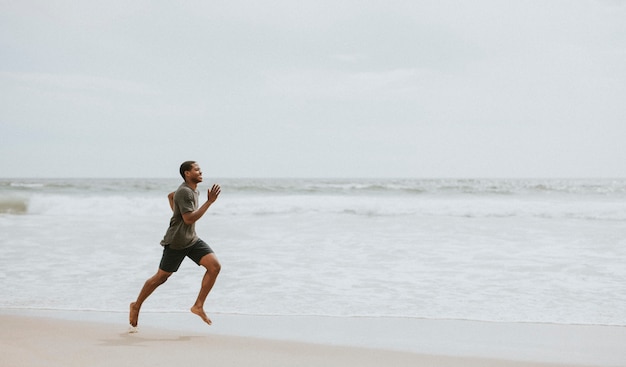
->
[[0, 197, 28, 214]]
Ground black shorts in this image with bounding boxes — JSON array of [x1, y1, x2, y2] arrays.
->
[[159, 239, 214, 273]]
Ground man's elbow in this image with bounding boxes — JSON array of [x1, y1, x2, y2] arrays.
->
[[182, 213, 195, 225]]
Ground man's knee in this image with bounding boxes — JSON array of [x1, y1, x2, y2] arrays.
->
[[154, 270, 172, 285], [209, 258, 221, 275], [213, 259, 221, 275], [201, 254, 221, 275]]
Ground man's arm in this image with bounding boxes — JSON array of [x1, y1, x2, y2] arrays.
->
[[182, 184, 221, 225], [168, 192, 175, 211]]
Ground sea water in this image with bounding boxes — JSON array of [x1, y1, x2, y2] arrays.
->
[[1, 178, 625, 326]]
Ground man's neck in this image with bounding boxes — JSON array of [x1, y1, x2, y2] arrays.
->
[[185, 180, 198, 190]]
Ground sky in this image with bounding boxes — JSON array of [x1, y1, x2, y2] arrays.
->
[[1, 0, 625, 178]]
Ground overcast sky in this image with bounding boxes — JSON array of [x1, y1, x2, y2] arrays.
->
[[1, 0, 624, 178]]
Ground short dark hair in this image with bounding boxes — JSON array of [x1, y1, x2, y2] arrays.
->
[[179, 161, 196, 179]]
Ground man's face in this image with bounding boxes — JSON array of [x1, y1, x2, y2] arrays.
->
[[186, 163, 203, 183]]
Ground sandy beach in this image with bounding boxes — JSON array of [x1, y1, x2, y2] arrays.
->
[[2, 310, 625, 367]]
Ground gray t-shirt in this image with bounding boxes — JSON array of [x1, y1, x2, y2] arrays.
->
[[160, 183, 199, 250]]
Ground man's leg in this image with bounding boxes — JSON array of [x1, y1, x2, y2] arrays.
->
[[190, 253, 221, 325], [129, 269, 172, 327]]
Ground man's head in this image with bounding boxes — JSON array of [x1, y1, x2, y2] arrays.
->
[[179, 161, 202, 184]]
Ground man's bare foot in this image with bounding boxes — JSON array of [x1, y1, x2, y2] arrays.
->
[[190, 305, 212, 325], [129, 302, 139, 327]]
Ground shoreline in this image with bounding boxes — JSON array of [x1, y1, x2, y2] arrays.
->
[[2, 309, 625, 366]]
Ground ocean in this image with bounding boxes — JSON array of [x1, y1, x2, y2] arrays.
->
[[1, 178, 625, 326]]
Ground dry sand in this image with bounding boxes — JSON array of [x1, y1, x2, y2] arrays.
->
[[1, 311, 624, 367]]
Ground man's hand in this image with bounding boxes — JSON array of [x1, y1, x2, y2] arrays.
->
[[208, 184, 221, 204], [168, 192, 175, 211]]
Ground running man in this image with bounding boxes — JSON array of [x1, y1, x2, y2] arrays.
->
[[129, 161, 221, 330]]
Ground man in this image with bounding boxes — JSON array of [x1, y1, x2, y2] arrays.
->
[[129, 161, 221, 330]]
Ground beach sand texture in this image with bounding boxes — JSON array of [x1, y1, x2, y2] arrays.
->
[[2, 312, 625, 367]]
